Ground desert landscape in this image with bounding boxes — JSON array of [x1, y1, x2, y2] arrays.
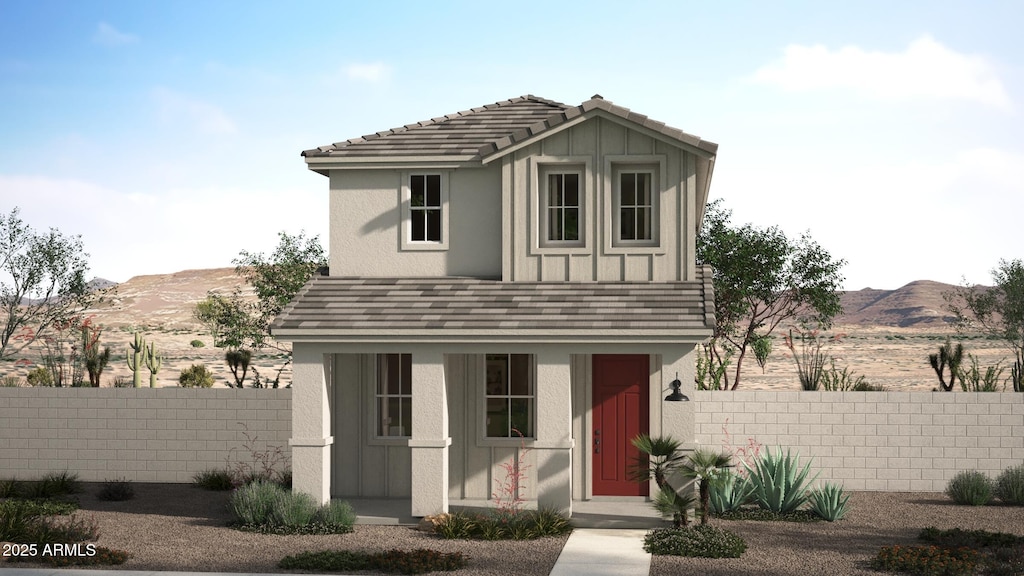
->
[[0, 268, 1012, 392]]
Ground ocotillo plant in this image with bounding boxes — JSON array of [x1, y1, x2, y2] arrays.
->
[[928, 338, 964, 392], [126, 331, 145, 388], [144, 342, 162, 388]]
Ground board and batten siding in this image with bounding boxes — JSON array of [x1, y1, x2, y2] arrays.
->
[[502, 115, 698, 283]]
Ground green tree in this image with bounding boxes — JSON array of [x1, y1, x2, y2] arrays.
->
[[945, 259, 1024, 391], [697, 200, 845, 390], [193, 289, 257, 350], [0, 207, 97, 360]]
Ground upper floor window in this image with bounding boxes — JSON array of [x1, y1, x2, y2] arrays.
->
[[401, 172, 449, 251], [410, 174, 442, 242], [545, 172, 582, 244], [376, 353, 412, 438], [484, 353, 534, 438], [619, 171, 652, 241]]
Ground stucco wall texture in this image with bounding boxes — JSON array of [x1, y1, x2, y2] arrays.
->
[[2, 388, 1022, 492], [0, 388, 291, 483]]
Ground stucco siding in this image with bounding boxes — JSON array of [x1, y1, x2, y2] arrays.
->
[[329, 167, 502, 278]]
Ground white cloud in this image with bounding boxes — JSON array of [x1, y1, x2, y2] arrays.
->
[[346, 62, 390, 83], [152, 88, 237, 135], [751, 36, 1011, 110], [93, 22, 139, 46]]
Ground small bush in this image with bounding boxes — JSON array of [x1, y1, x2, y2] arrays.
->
[[713, 507, 820, 522], [1, 375, 23, 387], [24, 471, 82, 498], [872, 545, 978, 576], [178, 364, 215, 388], [643, 525, 747, 558], [0, 478, 22, 498], [190, 339, 205, 348], [193, 469, 235, 491], [432, 508, 571, 540], [919, 527, 1024, 549], [112, 376, 132, 388], [946, 470, 994, 506], [97, 479, 134, 501], [229, 481, 355, 534], [0, 498, 78, 518], [279, 549, 468, 574], [26, 366, 53, 386], [995, 464, 1024, 505]]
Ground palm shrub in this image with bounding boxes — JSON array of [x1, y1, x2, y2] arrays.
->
[[631, 434, 692, 527], [681, 448, 733, 525], [995, 464, 1024, 505], [808, 482, 850, 521], [708, 469, 753, 515], [945, 470, 994, 506], [744, 446, 820, 514]]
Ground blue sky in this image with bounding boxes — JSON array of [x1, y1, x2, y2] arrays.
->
[[1, 0, 1021, 290]]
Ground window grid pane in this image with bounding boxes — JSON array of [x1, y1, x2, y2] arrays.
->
[[620, 171, 652, 241], [485, 354, 535, 438], [410, 174, 442, 242], [377, 354, 412, 437], [546, 172, 581, 242]]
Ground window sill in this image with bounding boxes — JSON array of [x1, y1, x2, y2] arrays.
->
[[401, 242, 449, 252]]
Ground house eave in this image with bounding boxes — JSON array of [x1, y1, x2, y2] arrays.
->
[[272, 328, 714, 345], [303, 155, 480, 175]]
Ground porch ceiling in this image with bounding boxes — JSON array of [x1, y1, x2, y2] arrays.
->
[[271, 266, 715, 343]]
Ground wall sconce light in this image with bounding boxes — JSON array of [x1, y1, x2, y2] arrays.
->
[[664, 372, 689, 402]]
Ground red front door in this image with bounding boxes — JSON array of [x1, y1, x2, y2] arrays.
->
[[592, 354, 650, 496]]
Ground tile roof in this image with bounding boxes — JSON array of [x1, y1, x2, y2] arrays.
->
[[271, 266, 715, 343], [302, 94, 718, 162]]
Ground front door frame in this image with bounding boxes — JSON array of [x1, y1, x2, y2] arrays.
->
[[590, 354, 651, 497]]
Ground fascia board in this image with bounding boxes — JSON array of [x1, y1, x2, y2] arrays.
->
[[272, 328, 714, 344]]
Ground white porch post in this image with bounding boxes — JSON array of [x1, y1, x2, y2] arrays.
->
[[409, 352, 450, 517], [534, 351, 573, 513], [290, 344, 333, 504]]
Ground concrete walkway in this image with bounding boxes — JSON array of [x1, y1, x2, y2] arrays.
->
[[549, 529, 651, 576]]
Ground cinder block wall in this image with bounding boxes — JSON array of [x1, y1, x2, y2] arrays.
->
[[694, 391, 1024, 492], [0, 388, 291, 483]]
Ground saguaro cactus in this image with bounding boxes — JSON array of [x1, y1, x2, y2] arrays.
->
[[126, 331, 145, 388], [144, 342, 162, 388], [928, 338, 964, 392]]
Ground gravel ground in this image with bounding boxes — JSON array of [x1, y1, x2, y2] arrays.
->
[[7, 483, 1024, 575]]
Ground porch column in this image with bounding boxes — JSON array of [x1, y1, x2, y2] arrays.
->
[[409, 352, 450, 517], [289, 344, 333, 504], [534, 351, 573, 513]]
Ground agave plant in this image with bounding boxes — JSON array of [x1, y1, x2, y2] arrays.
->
[[708, 469, 753, 515], [681, 448, 733, 525], [808, 482, 850, 521], [743, 446, 820, 514]]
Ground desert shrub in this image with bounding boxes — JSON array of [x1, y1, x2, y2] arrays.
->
[[708, 470, 752, 515], [946, 470, 994, 506], [1, 375, 23, 387], [97, 479, 134, 501], [744, 446, 819, 514], [178, 364, 215, 388], [872, 545, 978, 576], [229, 480, 355, 534], [0, 478, 22, 497], [995, 464, 1024, 505], [190, 339, 205, 348], [2, 505, 99, 546], [192, 469, 235, 491], [23, 471, 81, 498], [112, 376, 132, 388], [643, 525, 747, 558], [279, 549, 467, 574], [808, 482, 851, 521], [26, 366, 53, 386], [0, 498, 78, 517], [919, 527, 1024, 549], [432, 508, 571, 540]]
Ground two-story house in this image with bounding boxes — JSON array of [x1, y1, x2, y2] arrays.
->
[[272, 94, 717, 518]]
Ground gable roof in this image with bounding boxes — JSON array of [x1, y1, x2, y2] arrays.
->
[[271, 265, 715, 344], [302, 94, 718, 170]]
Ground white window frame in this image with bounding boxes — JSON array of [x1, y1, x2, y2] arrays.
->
[[480, 353, 536, 444], [401, 171, 450, 251], [530, 156, 592, 255], [372, 353, 412, 441], [603, 155, 666, 254]]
